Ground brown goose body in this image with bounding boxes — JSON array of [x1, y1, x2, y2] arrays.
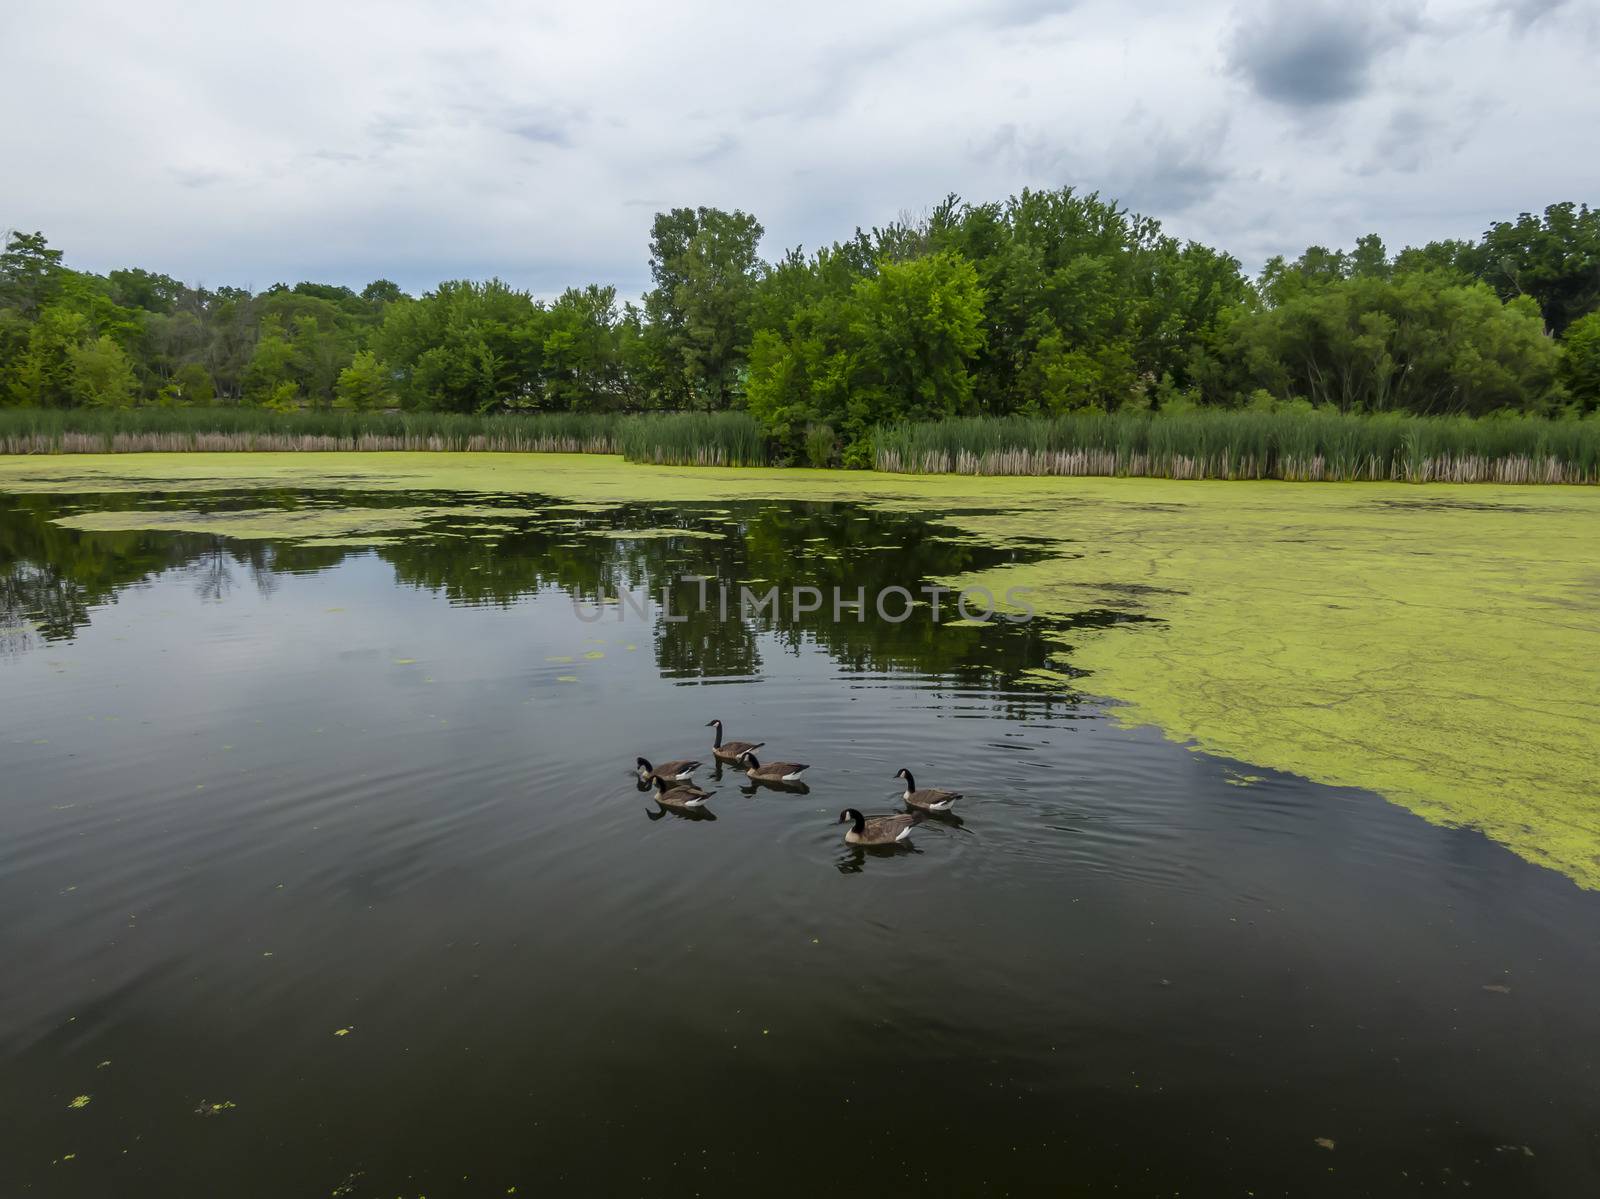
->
[[636, 756, 702, 783], [706, 719, 764, 764], [838, 808, 915, 846], [737, 752, 810, 782], [652, 777, 713, 809], [894, 768, 962, 811]]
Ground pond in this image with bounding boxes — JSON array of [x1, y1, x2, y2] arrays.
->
[[2, 479, 1599, 1196]]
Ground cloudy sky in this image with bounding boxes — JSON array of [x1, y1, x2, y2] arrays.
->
[[4, 0, 1596, 298]]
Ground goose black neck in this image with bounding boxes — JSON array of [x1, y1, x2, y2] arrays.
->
[[901, 771, 916, 793], [744, 753, 760, 770], [849, 810, 865, 832], [711, 723, 722, 748]]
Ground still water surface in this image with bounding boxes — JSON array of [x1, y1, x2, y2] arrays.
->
[[2, 488, 1598, 1196]]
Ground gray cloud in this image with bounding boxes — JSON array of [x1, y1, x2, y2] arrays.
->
[[1226, 1, 1423, 108]]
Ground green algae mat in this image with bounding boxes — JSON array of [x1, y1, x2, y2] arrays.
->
[[4, 451, 1597, 889]]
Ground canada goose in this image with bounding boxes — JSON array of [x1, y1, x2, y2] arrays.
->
[[636, 755, 702, 783], [894, 768, 962, 811], [838, 808, 915, 845], [736, 751, 810, 782], [706, 718, 764, 764], [651, 776, 713, 809]]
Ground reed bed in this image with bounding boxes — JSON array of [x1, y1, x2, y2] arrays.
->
[[0, 409, 623, 456], [4, 406, 1595, 483], [616, 412, 767, 467], [0, 407, 769, 467], [874, 412, 1600, 484]]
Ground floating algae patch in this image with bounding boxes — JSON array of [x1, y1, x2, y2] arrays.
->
[[6, 453, 1600, 888], [945, 480, 1600, 890], [49, 503, 529, 544], [52, 507, 434, 541], [298, 536, 404, 548], [588, 527, 725, 540]]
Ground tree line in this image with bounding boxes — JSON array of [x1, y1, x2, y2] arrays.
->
[[3, 190, 1597, 461]]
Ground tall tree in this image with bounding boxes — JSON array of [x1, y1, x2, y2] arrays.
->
[[1471, 202, 1600, 335], [643, 207, 764, 409], [0, 232, 66, 317]]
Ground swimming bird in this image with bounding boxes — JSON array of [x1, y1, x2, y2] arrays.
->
[[838, 808, 915, 845], [651, 776, 713, 809], [706, 718, 764, 764], [736, 751, 810, 782], [636, 755, 702, 783], [894, 767, 962, 811]]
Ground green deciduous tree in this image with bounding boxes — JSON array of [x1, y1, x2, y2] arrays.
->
[[1221, 273, 1559, 415], [643, 207, 764, 409], [376, 279, 544, 412], [748, 251, 985, 457], [334, 350, 395, 411], [68, 335, 138, 407], [243, 318, 297, 404], [0, 232, 65, 317], [1470, 202, 1600, 335], [1559, 310, 1600, 410], [6, 306, 87, 406]]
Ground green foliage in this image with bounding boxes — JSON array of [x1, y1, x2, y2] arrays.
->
[[377, 279, 542, 412], [0, 231, 65, 317], [1560, 311, 1600, 410], [543, 285, 627, 411], [1472, 202, 1600, 335], [334, 350, 394, 411], [243, 318, 298, 403], [643, 206, 764, 409], [172, 363, 215, 406], [67, 336, 138, 407], [107, 267, 185, 313], [747, 250, 985, 457], [845, 251, 985, 426], [263, 381, 302, 412], [6, 306, 86, 406], [1219, 274, 1559, 415]]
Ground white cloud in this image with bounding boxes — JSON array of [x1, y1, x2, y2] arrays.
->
[[1, 0, 1596, 295]]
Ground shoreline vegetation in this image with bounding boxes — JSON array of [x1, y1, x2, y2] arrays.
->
[[2, 406, 1596, 483], [5, 191, 1600, 480]]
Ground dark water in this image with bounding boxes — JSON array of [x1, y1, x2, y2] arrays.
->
[[2, 488, 1598, 1197]]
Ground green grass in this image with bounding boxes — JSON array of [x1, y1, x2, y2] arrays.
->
[[873, 411, 1600, 483]]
